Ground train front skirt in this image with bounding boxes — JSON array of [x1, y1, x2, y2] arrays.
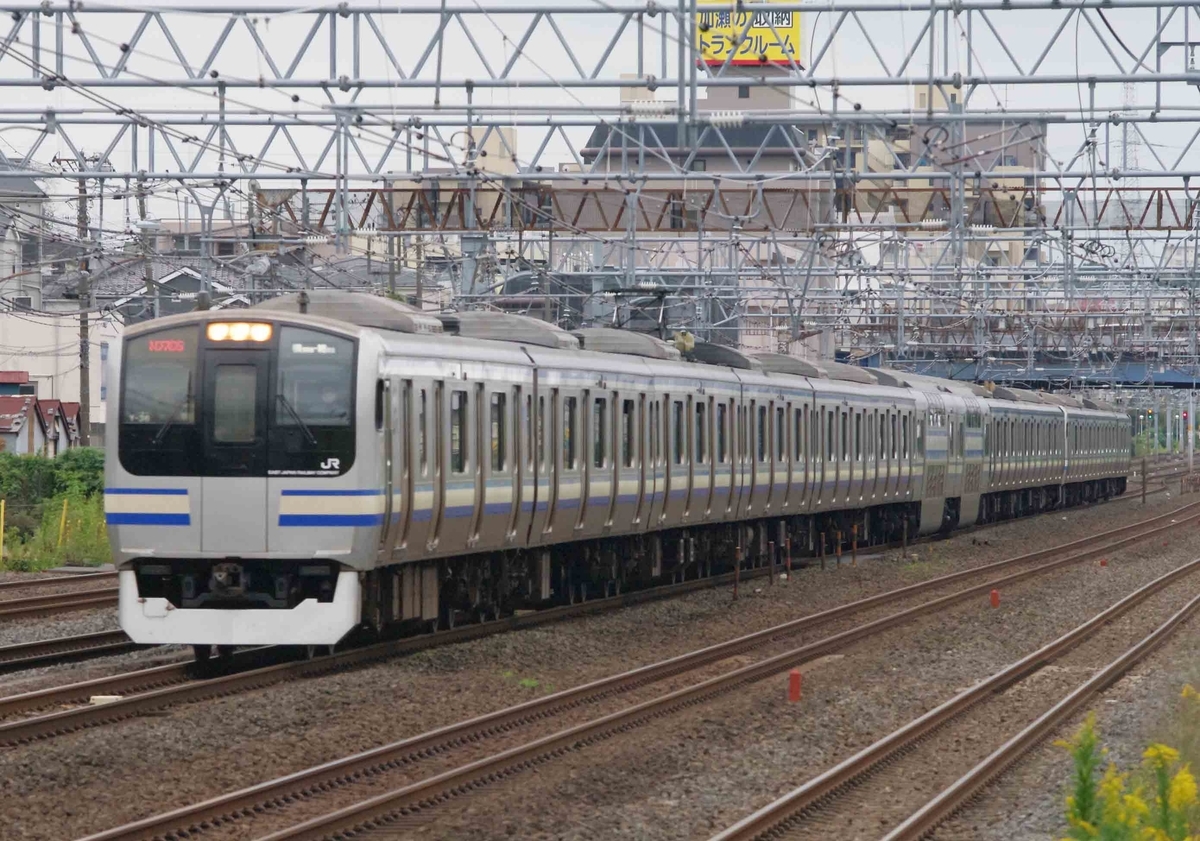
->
[[117, 570, 362, 646]]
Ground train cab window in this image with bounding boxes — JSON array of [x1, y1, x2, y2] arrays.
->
[[213, 365, 258, 442], [563, 396, 577, 469], [673, 400, 685, 465], [696, 402, 708, 464], [622, 400, 635, 467], [450, 390, 469, 473], [593, 397, 607, 468], [718, 402, 729, 463], [490, 393, 507, 472], [776, 406, 785, 461]]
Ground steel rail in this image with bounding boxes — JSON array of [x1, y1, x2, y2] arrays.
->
[[10, 497, 1195, 758], [0, 631, 142, 674], [2, 563, 786, 749], [708, 560, 1200, 841], [0, 589, 119, 620], [0, 571, 116, 593], [177, 507, 1200, 841], [882, 597, 1200, 840]]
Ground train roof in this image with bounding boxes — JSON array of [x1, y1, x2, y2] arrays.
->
[[127, 294, 1127, 419]]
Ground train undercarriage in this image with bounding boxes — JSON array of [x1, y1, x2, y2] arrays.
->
[[358, 476, 1125, 634]]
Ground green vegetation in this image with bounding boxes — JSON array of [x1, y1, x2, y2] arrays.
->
[[0, 449, 108, 571], [1058, 703, 1200, 840]]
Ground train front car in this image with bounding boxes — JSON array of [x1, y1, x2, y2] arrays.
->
[[106, 310, 383, 654]]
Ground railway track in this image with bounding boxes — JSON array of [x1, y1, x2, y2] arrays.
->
[[78, 499, 1200, 841], [0, 571, 116, 593], [0, 486, 1164, 677], [708, 562, 1200, 841], [0, 587, 119, 621], [0, 631, 142, 674]]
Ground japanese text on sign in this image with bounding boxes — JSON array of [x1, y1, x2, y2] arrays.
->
[[696, 3, 802, 67]]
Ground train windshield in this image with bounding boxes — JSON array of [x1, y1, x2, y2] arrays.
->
[[119, 322, 357, 477]]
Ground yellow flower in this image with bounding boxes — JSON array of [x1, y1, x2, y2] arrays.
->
[[1168, 765, 1198, 811], [1143, 744, 1181, 766], [1182, 684, 1200, 701]]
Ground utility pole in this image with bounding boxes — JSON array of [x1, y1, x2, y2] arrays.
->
[[76, 174, 90, 447], [137, 178, 157, 318]]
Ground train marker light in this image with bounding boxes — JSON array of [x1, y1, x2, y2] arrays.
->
[[207, 322, 273, 342]]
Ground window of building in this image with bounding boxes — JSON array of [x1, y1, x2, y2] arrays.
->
[[738, 85, 750, 99], [689, 158, 707, 172]]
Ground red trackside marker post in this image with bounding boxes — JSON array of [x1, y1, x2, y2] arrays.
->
[[1100, 558, 1108, 567], [990, 589, 1000, 609], [788, 669, 802, 702]]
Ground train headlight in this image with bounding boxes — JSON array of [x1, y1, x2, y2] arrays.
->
[[207, 322, 273, 342]]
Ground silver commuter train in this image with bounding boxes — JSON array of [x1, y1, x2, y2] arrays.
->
[[106, 291, 1131, 653]]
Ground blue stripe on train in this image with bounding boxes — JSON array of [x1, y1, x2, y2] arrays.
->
[[106, 513, 191, 525], [280, 489, 383, 496], [104, 487, 187, 495], [279, 514, 385, 527]]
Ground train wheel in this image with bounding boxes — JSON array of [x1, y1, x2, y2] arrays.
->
[[192, 644, 212, 664]]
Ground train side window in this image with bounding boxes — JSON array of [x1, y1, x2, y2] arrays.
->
[[717, 402, 728, 463], [537, 396, 546, 468], [419, 388, 428, 474], [593, 397, 607, 468], [525, 394, 533, 469], [563, 396, 577, 469], [374, 379, 385, 431], [902, 414, 910, 459], [696, 401, 707, 464], [793, 407, 802, 461], [827, 409, 835, 462], [622, 399, 635, 467], [855, 412, 863, 461], [891, 414, 898, 459], [756, 404, 767, 463], [673, 400, 685, 465], [776, 405, 785, 462], [840, 410, 848, 461], [490, 392, 506, 472], [450, 390, 468, 473]]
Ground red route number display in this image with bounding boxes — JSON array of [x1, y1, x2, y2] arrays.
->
[[147, 339, 186, 353]]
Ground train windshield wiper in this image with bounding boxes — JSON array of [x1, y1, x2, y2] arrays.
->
[[275, 393, 318, 447], [153, 381, 193, 446]]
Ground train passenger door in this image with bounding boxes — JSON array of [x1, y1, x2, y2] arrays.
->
[[202, 348, 269, 553]]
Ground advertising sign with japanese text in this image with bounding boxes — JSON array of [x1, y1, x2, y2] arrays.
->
[[696, 2, 802, 67]]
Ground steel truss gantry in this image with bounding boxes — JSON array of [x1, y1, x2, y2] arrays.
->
[[2, 0, 1200, 384]]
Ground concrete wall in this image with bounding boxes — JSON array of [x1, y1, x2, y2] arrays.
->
[[0, 308, 123, 432]]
